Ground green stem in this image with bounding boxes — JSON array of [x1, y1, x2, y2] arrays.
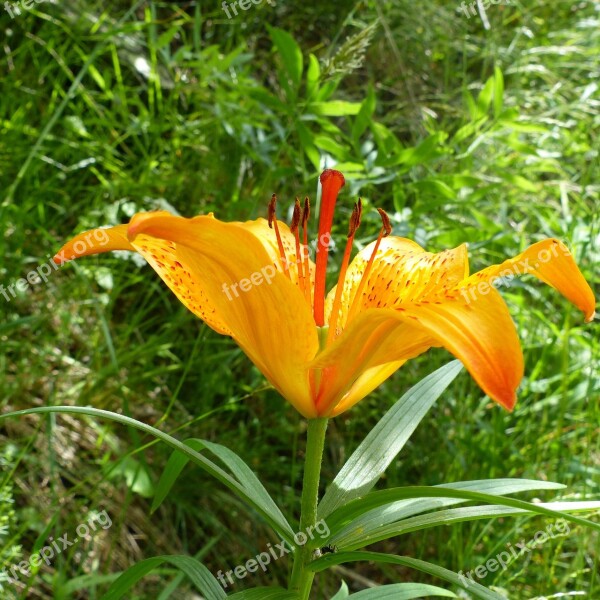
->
[[289, 417, 328, 598]]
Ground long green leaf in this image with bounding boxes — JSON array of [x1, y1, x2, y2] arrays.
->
[[348, 583, 456, 599], [0, 406, 295, 545], [336, 500, 600, 550], [318, 361, 463, 518], [309, 552, 504, 600], [152, 438, 290, 540], [100, 555, 226, 600], [352, 85, 376, 142], [326, 479, 565, 541]]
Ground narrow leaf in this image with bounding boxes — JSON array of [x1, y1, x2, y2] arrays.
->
[[306, 53, 321, 99], [268, 26, 303, 94], [331, 581, 350, 599], [310, 101, 362, 116], [348, 583, 456, 599], [318, 361, 463, 518], [493, 66, 504, 117], [309, 552, 505, 600], [100, 555, 226, 600], [0, 406, 295, 546], [337, 500, 600, 550], [326, 479, 565, 541], [152, 438, 291, 543], [476, 76, 495, 115], [352, 85, 376, 142]]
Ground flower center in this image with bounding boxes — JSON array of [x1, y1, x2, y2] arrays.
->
[[268, 169, 390, 344]]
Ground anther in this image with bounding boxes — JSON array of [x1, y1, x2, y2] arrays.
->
[[291, 198, 301, 233], [377, 208, 392, 236], [346, 207, 391, 323]]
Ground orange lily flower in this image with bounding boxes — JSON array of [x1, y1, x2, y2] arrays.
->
[[53, 170, 595, 418]]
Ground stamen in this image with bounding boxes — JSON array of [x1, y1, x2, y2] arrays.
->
[[377, 207, 392, 236], [268, 193, 290, 279], [314, 169, 345, 326], [301, 197, 312, 306], [346, 208, 391, 323], [291, 197, 306, 297], [327, 199, 362, 343]]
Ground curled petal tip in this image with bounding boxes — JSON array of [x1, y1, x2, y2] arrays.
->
[[126, 225, 139, 241], [127, 214, 150, 241], [127, 216, 143, 241], [127, 211, 175, 241]]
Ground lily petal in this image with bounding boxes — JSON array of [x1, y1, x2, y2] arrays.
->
[[325, 238, 469, 330], [54, 217, 232, 336], [462, 238, 596, 322], [236, 218, 315, 291], [314, 286, 523, 415], [53, 224, 133, 261], [127, 212, 320, 417], [330, 361, 407, 416]]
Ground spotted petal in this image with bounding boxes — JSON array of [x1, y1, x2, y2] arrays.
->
[[237, 218, 316, 292], [325, 237, 469, 331], [54, 212, 321, 417], [314, 286, 523, 415], [126, 212, 320, 417], [53, 217, 232, 336]]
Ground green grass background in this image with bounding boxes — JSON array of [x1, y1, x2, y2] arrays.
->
[[0, 0, 598, 598]]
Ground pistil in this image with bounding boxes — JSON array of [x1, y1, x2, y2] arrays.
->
[[314, 170, 345, 326]]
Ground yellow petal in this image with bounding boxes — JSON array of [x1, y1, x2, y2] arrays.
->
[[462, 238, 596, 322], [325, 237, 469, 330], [330, 361, 407, 416], [127, 212, 320, 417], [237, 218, 316, 291], [54, 217, 231, 336], [312, 310, 433, 415], [314, 286, 523, 415], [53, 224, 133, 262]]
